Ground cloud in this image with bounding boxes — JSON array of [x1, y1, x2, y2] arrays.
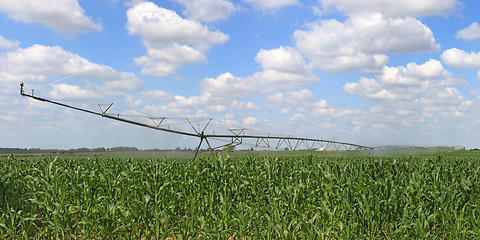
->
[[149, 92, 238, 117], [255, 47, 311, 75], [49, 84, 103, 100], [123, 94, 144, 108], [175, 0, 237, 22], [343, 59, 470, 130], [246, 0, 299, 10], [441, 48, 480, 69], [310, 107, 354, 118], [372, 123, 386, 129], [344, 77, 383, 95], [1, 44, 117, 77], [231, 100, 260, 110], [126, 2, 228, 76], [344, 77, 408, 102], [141, 90, 174, 102], [147, 47, 318, 121], [304, 99, 328, 109], [293, 12, 439, 73], [0, 72, 45, 97], [171, 94, 210, 108], [367, 89, 410, 102], [379, 59, 451, 88], [288, 113, 306, 121], [200, 73, 253, 98], [0, 35, 20, 49], [105, 72, 143, 94], [456, 22, 480, 40], [317, 0, 459, 17], [402, 59, 452, 79], [345, 59, 455, 99], [242, 116, 259, 125], [216, 114, 239, 127], [206, 104, 227, 113], [142, 101, 209, 118], [267, 89, 316, 106], [419, 87, 464, 106], [0, 44, 142, 99], [0, 0, 101, 33], [200, 47, 318, 97], [0, 115, 16, 122], [280, 108, 291, 114], [262, 90, 355, 128]]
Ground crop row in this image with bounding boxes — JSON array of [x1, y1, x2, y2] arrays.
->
[[1, 153, 480, 239]]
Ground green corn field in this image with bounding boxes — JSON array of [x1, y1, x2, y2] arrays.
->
[[1, 152, 480, 239]]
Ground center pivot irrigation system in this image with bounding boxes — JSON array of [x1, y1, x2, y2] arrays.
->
[[20, 83, 373, 158]]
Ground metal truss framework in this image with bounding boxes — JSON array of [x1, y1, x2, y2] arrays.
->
[[20, 83, 373, 158]]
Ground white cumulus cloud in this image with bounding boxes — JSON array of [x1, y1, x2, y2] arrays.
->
[[1, 45, 117, 77], [49, 84, 102, 101], [267, 89, 316, 106], [441, 48, 480, 69], [293, 12, 439, 73], [0, 35, 20, 49], [317, 0, 459, 17], [231, 100, 260, 110], [153, 47, 318, 121], [141, 90, 174, 102], [456, 22, 480, 40], [0, 44, 142, 99], [344, 77, 383, 95], [243, 116, 259, 125], [0, 0, 101, 33], [255, 47, 311, 75], [200, 47, 318, 98], [420, 87, 464, 106], [126, 2, 229, 76], [123, 94, 144, 108], [379, 59, 451, 88], [206, 104, 227, 113], [343, 59, 470, 129]]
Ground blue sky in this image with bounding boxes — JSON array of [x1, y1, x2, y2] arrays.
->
[[1, 0, 480, 150]]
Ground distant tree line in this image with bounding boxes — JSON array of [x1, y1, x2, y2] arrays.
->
[[109, 147, 138, 152], [0, 148, 27, 151], [0, 146, 172, 154]]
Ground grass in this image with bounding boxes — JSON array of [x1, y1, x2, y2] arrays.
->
[[1, 151, 480, 239]]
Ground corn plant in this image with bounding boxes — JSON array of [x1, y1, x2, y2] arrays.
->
[[1, 152, 479, 239]]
